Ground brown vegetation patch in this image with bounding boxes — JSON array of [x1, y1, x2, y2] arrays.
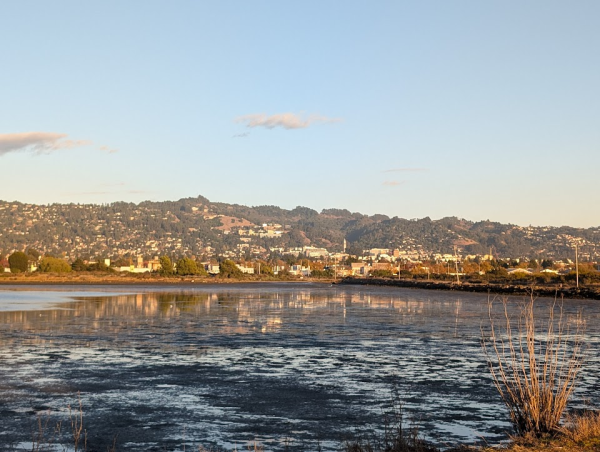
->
[[296, 230, 311, 245], [214, 215, 255, 231], [482, 296, 585, 436], [317, 238, 334, 248], [477, 415, 600, 451], [453, 238, 478, 246]]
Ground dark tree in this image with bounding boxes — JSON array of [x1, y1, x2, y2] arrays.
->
[[541, 259, 554, 269], [26, 248, 41, 261], [71, 258, 89, 272], [8, 252, 29, 273], [159, 256, 174, 276], [88, 258, 113, 272]]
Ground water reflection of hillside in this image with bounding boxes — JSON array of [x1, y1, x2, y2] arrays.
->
[[0, 289, 467, 351], [0, 290, 463, 324]]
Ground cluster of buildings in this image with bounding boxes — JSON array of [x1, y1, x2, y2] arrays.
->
[[2, 201, 598, 278]]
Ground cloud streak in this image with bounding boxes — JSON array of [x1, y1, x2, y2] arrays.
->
[[0, 132, 92, 156], [235, 112, 341, 130], [99, 145, 119, 154], [383, 167, 428, 173]]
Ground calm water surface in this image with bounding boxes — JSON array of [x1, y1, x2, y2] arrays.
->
[[0, 283, 598, 451]]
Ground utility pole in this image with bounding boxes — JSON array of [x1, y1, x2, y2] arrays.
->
[[575, 243, 579, 289], [454, 246, 460, 284], [334, 256, 338, 281]]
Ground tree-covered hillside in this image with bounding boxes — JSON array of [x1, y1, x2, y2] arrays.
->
[[0, 196, 598, 261]]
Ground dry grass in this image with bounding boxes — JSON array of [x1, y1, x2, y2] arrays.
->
[[481, 295, 585, 436], [343, 398, 439, 452], [19, 394, 121, 452], [559, 410, 600, 446], [444, 411, 600, 452]]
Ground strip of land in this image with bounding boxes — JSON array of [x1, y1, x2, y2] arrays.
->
[[0, 272, 323, 286], [339, 277, 600, 300], [1, 273, 600, 301]]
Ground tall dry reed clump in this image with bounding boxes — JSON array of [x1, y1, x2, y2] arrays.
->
[[481, 295, 585, 436]]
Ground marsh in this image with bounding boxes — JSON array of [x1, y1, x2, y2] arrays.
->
[[0, 284, 597, 451]]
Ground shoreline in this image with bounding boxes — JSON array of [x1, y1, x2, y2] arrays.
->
[[0, 274, 333, 286], [1, 273, 599, 301], [339, 277, 600, 300]]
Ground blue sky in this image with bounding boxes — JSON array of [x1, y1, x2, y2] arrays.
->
[[1, 1, 599, 227]]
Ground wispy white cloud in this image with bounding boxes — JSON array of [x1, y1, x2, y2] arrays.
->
[[383, 168, 428, 173], [232, 132, 250, 138], [99, 145, 119, 154], [383, 180, 406, 187], [235, 112, 341, 130], [0, 132, 92, 156]]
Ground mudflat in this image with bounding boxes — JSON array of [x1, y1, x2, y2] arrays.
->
[[0, 284, 598, 451]]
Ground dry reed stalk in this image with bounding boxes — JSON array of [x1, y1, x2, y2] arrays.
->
[[481, 295, 585, 436], [246, 441, 264, 451], [559, 410, 600, 443], [68, 392, 88, 452], [108, 435, 118, 452], [30, 412, 62, 452]]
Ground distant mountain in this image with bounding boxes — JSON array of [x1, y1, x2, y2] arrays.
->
[[0, 196, 598, 261]]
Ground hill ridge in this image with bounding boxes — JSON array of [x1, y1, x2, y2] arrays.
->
[[0, 196, 598, 261]]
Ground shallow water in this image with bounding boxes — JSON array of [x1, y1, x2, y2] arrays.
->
[[0, 283, 598, 451]]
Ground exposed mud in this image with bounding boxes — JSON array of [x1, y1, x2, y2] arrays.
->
[[0, 284, 598, 451]]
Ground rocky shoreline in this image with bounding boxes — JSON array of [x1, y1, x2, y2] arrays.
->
[[339, 277, 600, 300]]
